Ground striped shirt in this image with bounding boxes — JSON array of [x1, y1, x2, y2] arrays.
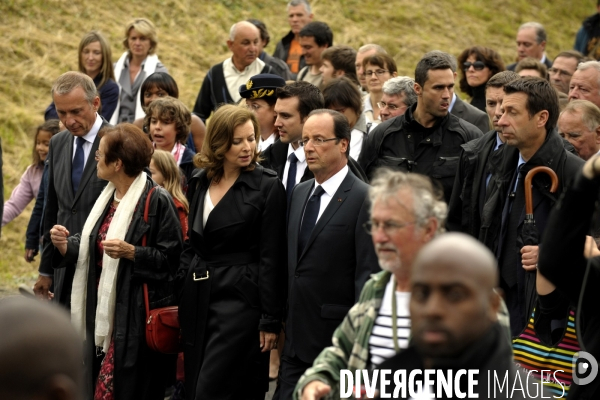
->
[[369, 277, 410, 366]]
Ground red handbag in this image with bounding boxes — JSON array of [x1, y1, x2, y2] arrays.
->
[[141, 187, 182, 354]]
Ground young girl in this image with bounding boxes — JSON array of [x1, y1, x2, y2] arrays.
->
[[149, 149, 189, 239], [2, 120, 60, 227], [133, 72, 205, 152], [144, 96, 195, 187]]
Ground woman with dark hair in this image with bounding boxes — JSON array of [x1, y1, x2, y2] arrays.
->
[[178, 104, 287, 399], [45, 31, 119, 121], [134, 72, 206, 152], [50, 124, 182, 399], [458, 46, 505, 111], [110, 18, 168, 125]]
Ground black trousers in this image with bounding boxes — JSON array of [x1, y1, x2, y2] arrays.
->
[[272, 354, 312, 400]]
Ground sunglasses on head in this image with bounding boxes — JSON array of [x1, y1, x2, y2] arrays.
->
[[463, 61, 486, 71]]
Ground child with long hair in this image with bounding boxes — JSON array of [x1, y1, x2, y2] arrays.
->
[[149, 149, 189, 239], [3, 120, 60, 227]]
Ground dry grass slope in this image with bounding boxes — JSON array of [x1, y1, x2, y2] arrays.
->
[[0, 0, 594, 292]]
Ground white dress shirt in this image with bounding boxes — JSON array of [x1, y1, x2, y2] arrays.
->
[[223, 57, 265, 103], [307, 164, 349, 222], [282, 144, 307, 190], [72, 113, 103, 168]]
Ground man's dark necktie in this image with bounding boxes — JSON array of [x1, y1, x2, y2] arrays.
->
[[298, 185, 325, 255], [72, 137, 85, 195], [286, 152, 298, 203], [499, 164, 525, 288]]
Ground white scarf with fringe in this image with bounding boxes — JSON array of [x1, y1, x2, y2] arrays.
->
[[71, 171, 147, 352]]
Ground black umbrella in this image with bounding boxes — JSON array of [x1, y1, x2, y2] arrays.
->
[[522, 166, 559, 317]]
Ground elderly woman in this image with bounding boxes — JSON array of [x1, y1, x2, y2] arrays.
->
[[110, 18, 168, 125], [178, 104, 287, 399], [46, 31, 119, 121], [50, 124, 182, 399], [457, 46, 505, 112]]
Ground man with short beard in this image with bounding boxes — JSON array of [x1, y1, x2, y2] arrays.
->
[[294, 170, 445, 400]]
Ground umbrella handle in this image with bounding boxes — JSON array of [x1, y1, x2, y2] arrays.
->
[[524, 166, 559, 215]]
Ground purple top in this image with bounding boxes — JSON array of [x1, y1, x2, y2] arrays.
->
[[2, 164, 43, 227]]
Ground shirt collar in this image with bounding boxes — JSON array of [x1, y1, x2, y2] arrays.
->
[[314, 164, 349, 197], [226, 57, 263, 74], [79, 113, 103, 144], [448, 93, 457, 112], [288, 143, 306, 162], [494, 133, 504, 151]]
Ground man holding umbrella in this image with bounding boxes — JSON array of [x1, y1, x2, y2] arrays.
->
[[495, 77, 583, 336]]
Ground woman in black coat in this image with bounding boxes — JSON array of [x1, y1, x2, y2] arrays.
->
[[178, 104, 287, 399], [51, 124, 182, 399]]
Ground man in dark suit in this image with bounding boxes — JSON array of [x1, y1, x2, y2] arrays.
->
[[506, 22, 553, 71], [451, 94, 490, 134], [274, 109, 379, 399], [261, 81, 323, 202], [33, 71, 109, 305]]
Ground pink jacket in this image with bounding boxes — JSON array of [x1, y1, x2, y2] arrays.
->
[[2, 164, 43, 227]]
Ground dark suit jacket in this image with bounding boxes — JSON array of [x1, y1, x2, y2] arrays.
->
[[260, 140, 369, 184], [39, 120, 110, 305], [507, 56, 553, 71], [451, 95, 489, 134], [284, 169, 379, 363]]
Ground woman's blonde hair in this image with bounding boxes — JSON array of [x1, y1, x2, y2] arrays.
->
[[78, 31, 115, 89], [123, 18, 158, 55], [151, 149, 188, 213], [194, 104, 261, 183]]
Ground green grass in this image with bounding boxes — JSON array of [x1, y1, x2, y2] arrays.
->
[[0, 0, 595, 293]]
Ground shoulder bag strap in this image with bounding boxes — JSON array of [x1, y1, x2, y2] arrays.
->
[[142, 186, 157, 321]]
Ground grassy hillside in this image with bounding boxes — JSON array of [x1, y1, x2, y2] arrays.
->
[[0, 0, 594, 292]]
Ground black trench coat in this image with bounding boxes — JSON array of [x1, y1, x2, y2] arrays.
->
[[62, 178, 183, 399], [178, 165, 287, 400]]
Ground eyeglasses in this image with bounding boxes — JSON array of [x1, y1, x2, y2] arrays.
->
[[463, 61, 486, 71], [365, 69, 389, 77], [377, 101, 406, 111], [94, 150, 104, 160], [300, 137, 341, 147], [548, 67, 573, 78], [363, 220, 415, 236]]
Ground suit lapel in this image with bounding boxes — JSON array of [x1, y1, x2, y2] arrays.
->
[[298, 172, 355, 262], [63, 134, 76, 204]]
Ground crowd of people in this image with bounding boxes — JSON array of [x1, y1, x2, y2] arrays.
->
[[4, 0, 600, 399]]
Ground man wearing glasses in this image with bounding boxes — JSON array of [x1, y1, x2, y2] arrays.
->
[[359, 51, 483, 202], [378, 76, 417, 122], [293, 169, 445, 400], [274, 109, 378, 400]]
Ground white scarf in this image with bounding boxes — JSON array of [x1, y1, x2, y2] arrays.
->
[[71, 171, 147, 352], [109, 52, 160, 125]]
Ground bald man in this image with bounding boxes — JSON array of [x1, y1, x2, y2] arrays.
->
[[379, 233, 541, 398], [192, 21, 277, 122], [0, 297, 83, 400]]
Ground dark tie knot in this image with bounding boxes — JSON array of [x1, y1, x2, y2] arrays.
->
[[288, 153, 298, 163], [76, 137, 86, 146], [311, 185, 325, 200]]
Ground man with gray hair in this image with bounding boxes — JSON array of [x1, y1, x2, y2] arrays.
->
[[33, 71, 109, 304], [568, 60, 600, 108], [558, 99, 600, 160], [192, 21, 275, 122], [273, 0, 313, 78], [355, 44, 387, 92], [294, 169, 446, 400], [379, 76, 417, 121], [359, 51, 482, 203], [507, 22, 553, 71]]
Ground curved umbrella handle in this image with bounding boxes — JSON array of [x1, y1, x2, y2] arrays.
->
[[524, 166, 559, 215]]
